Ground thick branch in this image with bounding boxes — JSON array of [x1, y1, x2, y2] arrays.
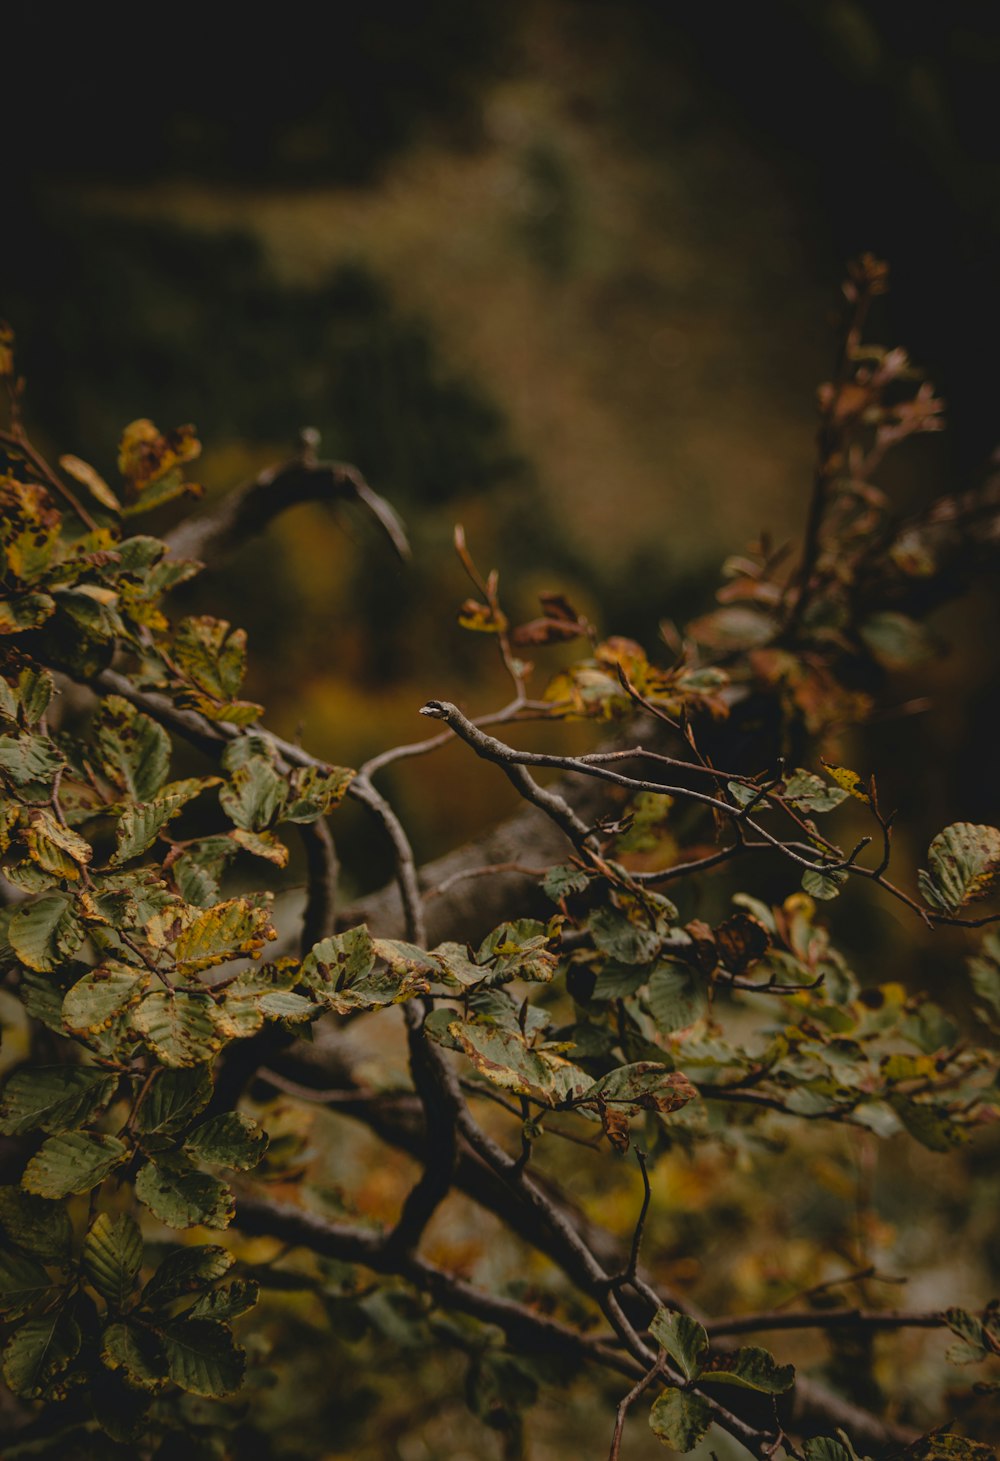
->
[[385, 1004, 459, 1255], [299, 817, 339, 952], [233, 1191, 633, 1377], [164, 451, 410, 564]]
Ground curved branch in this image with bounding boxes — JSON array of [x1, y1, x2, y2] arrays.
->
[[233, 1191, 634, 1377], [164, 449, 410, 564], [298, 817, 339, 953]]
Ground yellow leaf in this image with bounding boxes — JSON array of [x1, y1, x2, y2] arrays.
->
[[822, 761, 870, 802], [59, 455, 121, 513]]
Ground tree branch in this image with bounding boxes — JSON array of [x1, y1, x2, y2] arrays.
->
[[232, 1191, 634, 1377], [705, 1306, 949, 1337], [298, 817, 339, 952], [164, 447, 410, 565]]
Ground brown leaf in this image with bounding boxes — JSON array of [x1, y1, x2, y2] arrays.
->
[[458, 598, 507, 634], [598, 1099, 631, 1152], [117, 420, 201, 503], [682, 920, 718, 975], [715, 912, 770, 975]]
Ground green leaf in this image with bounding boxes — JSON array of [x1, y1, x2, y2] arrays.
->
[[132, 991, 226, 1067], [230, 827, 289, 865], [159, 1317, 245, 1396], [802, 867, 848, 900], [219, 755, 285, 832], [188, 1279, 259, 1322], [728, 779, 771, 810], [904, 1435, 997, 1461], [174, 615, 250, 701], [969, 940, 1000, 1025], [375, 937, 441, 978], [100, 1319, 168, 1391], [614, 791, 676, 853], [17, 666, 55, 727], [649, 1308, 708, 1381], [302, 924, 374, 987], [860, 610, 932, 669], [303, 926, 431, 1013], [22, 1132, 129, 1198], [0, 480, 61, 581], [93, 694, 171, 802], [448, 1021, 556, 1095], [112, 777, 215, 864], [474, 920, 557, 981], [183, 1113, 268, 1171], [0, 591, 56, 634], [0, 1249, 56, 1318], [647, 965, 704, 1032], [0, 1065, 119, 1136], [23, 807, 93, 878], [258, 990, 319, 1022], [699, 1344, 794, 1393], [83, 1213, 144, 1308], [173, 853, 222, 908], [282, 763, 355, 822], [542, 863, 592, 900], [213, 988, 267, 1036], [0, 675, 17, 720], [648, 1387, 712, 1452], [2, 1310, 81, 1398], [63, 962, 149, 1036], [943, 1307, 989, 1364], [0, 731, 64, 787], [918, 823, 1000, 912], [782, 769, 849, 813], [136, 1067, 214, 1137], [431, 940, 492, 988], [0, 1187, 74, 1264], [178, 687, 264, 726], [578, 1063, 697, 1117], [141, 1245, 233, 1308], [448, 1020, 588, 1104], [803, 1442, 854, 1461], [167, 896, 276, 974], [3, 856, 60, 894], [52, 583, 123, 640], [134, 1156, 234, 1229], [589, 905, 663, 964], [889, 1096, 968, 1152], [222, 733, 277, 773], [9, 893, 85, 971]]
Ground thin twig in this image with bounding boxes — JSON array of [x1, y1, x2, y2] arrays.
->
[[627, 1151, 652, 1282], [0, 426, 99, 530], [704, 1306, 948, 1338], [607, 1357, 663, 1461]]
